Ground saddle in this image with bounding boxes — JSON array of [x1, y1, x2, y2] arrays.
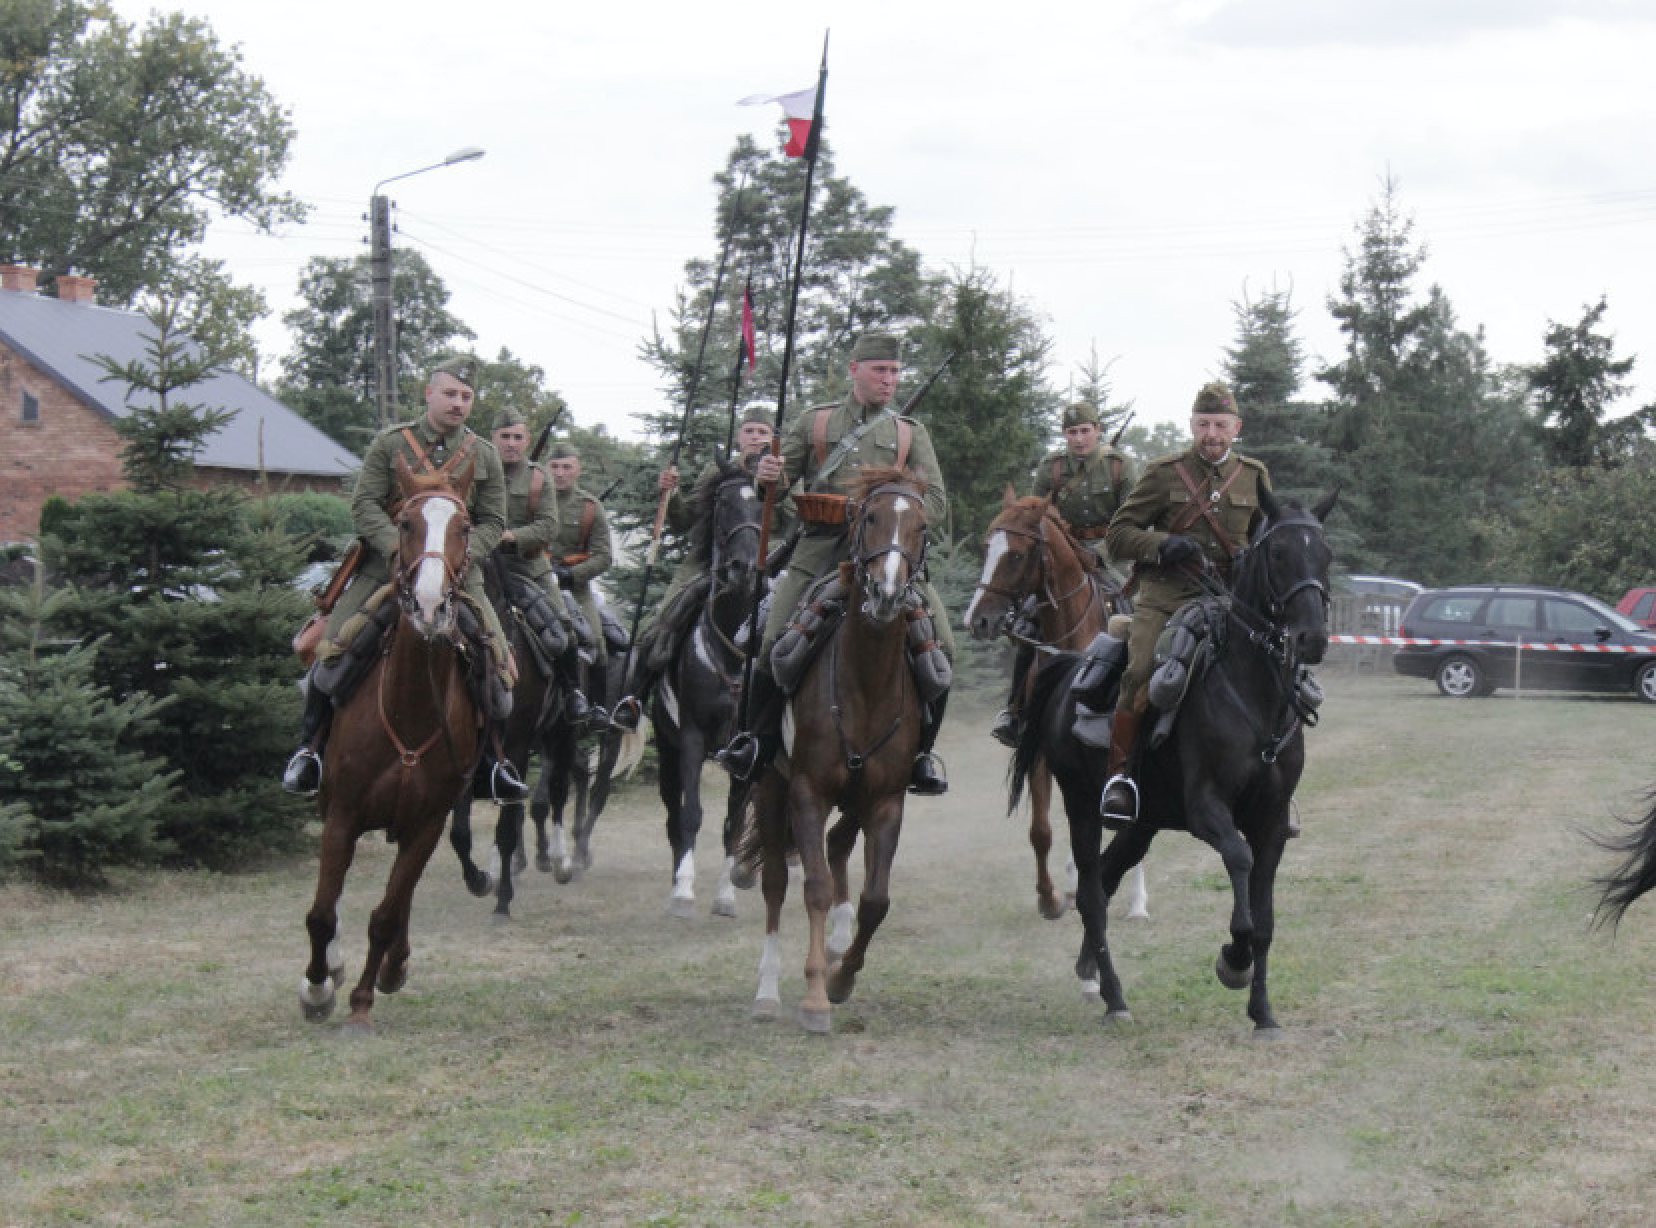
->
[[503, 575, 569, 679], [1144, 597, 1228, 749], [770, 570, 951, 701], [642, 573, 716, 673]]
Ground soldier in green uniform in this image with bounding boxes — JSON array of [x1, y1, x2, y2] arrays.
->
[[991, 399, 1135, 747], [717, 332, 954, 795], [491, 408, 592, 727], [1097, 381, 1271, 822], [545, 442, 617, 725], [282, 355, 528, 800], [615, 403, 783, 726]]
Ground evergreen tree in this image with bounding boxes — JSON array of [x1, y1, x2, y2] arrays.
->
[[1528, 296, 1639, 468], [1220, 283, 1336, 500], [41, 304, 313, 870], [1066, 345, 1134, 444], [279, 249, 475, 451], [0, 575, 178, 887]]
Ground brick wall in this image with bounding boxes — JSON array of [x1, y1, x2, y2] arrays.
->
[[0, 342, 125, 541], [0, 341, 349, 541]]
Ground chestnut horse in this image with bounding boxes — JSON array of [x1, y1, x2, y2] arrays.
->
[[299, 459, 481, 1032], [737, 467, 932, 1034], [964, 491, 1145, 926]]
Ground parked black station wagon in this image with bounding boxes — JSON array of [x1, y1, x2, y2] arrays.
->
[[1393, 585, 1656, 702]]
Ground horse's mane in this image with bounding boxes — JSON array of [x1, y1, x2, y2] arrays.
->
[[685, 456, 754, 565], [849, 464, 927, 501]]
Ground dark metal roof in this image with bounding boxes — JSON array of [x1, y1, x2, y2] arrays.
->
[[0, 289, 359, 480]]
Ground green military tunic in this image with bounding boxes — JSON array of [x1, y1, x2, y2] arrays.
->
[[1105, 446, 1271, 708], [498, 458, 570, 620], [1031, 444, 1135, 565], [761, 394, 955, 666], [321, 415, 508, 652], [549, 485, 613, 664]]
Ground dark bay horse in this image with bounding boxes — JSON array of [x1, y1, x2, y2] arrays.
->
[[300, 459, 481, 1031], [652, 459, 764, 918], [965, 490, 1143, 923], [1009, 489, 1336, 1033], [737, 466, 931, 1034]]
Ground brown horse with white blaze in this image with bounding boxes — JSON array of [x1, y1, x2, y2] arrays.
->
[[965, 491, 1143, 927], [299, 458, 481, 1032], [737, 467, 932, 1034]]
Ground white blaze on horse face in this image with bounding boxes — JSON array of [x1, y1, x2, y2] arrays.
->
[[965, 529, 1010, 628], [412, 498, 458, 626], [879, 496, 913, 598]]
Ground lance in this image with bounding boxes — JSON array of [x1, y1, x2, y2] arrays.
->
[[724, 274, 758, 455], [734, 34, 829, 734]]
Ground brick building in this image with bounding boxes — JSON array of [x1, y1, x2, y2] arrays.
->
[[0, 265, 358, 541]]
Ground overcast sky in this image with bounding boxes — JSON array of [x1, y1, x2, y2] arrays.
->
[[112, 0, 1656, 442]]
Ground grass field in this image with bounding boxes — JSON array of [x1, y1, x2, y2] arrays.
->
[[4, 670, 1656, 1227]]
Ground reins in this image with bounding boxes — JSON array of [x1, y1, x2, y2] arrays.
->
[[976, 509, 1109, 653]]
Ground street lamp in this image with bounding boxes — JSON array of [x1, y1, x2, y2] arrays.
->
[[370, 146, 486, 428]]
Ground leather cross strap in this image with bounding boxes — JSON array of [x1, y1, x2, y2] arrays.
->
[[811, 406, 912, 475], [399, 428, 478, 481], [1169, 459, 1245, 557]]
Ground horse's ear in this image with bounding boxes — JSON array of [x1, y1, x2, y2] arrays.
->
[[1312, 486, 1340, 523], [1258, 485, 1281, 521], [1002, 483, 1017, 509], [394, 454, 417, 500], [449, 456, 476, 501]]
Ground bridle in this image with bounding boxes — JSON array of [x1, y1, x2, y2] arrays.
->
[[847, 481, 930, 618], [391, 488, 472, 625], [709, 472, 762, 591], [973, 506, 1103, 649]]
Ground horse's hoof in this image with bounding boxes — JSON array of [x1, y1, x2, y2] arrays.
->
[[1103, 1009, 1135, 1026], [711, 895, 737, 918], [1125, 906, 1150, 921], [666, 895, 696, 920], [826, 966, 856, 1005], [751, 996, 782, 1022], [465, 870, 494, 899], [1038, 894, 1067, 921], [1252, 1024, 1286, 1042], [377, 963, 408, 995], [536, 852, 554, 874], [299, 979, 336, 1022], [729, 864, 757, 891], [1215, 953, 1253, 991], [489, 910, 512, 927], [1079, 979, 1103, 1004], [796, 1005, 832, 1034]]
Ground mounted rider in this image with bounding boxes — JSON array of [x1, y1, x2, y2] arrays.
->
[[618, 402, 792, 722], [490, 406, 593, 729], [716, 331, 955, 795], [991, 399, 1135, 747], [545, 442, 617, 728], [281, 354, 529, 801], [1094, 381, 1271, 823]]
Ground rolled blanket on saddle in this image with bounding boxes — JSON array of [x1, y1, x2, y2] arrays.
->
[[771, 572, 951, 702]]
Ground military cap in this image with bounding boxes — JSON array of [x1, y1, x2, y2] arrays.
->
[[431, 353, 479, 388], [492, 406, 528, 430], [1062, 400, 1102, 428], [740, 401, 776, 426], [849, 333, 901, 363], [1192, 381, 1239, 416], [547, 442, 579, 460]]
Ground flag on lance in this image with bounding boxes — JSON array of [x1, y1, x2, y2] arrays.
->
[[739, 88, 817, 157]]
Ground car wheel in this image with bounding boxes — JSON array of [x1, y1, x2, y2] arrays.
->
[[1635, 660, 1656, 704], [1435, 654, 1484, 699]]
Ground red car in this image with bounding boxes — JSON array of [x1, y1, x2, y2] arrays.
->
[[1619, 588, 1656, 631]]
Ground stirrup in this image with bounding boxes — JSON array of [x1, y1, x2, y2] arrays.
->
[[476, 759, 530, 803], [282, 747, 322, 797], [908, 752, 948, 796], [609, 694, 643, 731], [990, 708, 1020, 749], [717, 731, 761, 782], [1100, 773, 1139, 823]]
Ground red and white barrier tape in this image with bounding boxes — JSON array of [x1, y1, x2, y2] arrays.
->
[[1330, 634, 1656, 655]]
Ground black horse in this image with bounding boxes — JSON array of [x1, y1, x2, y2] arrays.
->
[[1592, 787, 1656, 929], [535, 645, 630, 883], [650, 459, 765, 918], [1010, 488, 1337, 1033]]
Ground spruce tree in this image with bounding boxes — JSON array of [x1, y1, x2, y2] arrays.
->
[[1528, 296, 1639, 469], [41, 302, 313, 869], [0, 575, 177, 887]]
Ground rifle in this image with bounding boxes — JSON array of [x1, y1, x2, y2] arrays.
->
[[1108, 410, 1135, 450], [528, 406, 567, 464], [898, 351, 956, 416]]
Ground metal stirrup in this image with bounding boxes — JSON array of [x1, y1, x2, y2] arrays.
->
[[1101, 773, 1139, 822]]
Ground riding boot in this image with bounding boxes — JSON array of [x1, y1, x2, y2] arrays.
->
[[717, 668, 783, 782], [1099, 703, 1144, 823], [909, 691, 949, 796], [609, 662, 651, 733], [554, 643, 594, 728], [991, 645, 1034, 748], [581, 656, 612, 734], [473, 725, 531, 802], [281, 678, 334, 796]]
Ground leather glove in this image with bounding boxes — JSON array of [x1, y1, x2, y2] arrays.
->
[[1158, 534, 1202, 567]]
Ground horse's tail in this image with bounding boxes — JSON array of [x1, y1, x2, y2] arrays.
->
[[614, 722, 648, 779], [1592, 784, 1656, 930], [1008, 653, 1081, 815], [732, 774, 792, 883]]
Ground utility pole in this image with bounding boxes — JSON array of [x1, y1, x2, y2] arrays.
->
[[367, 146, 487, 431]]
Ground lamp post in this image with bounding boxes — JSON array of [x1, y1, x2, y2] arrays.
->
[[370, 146, 486, 429]]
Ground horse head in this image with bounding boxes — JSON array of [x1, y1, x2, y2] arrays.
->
[[965, 494, 1053, 641], [706, 455, 763, 593], [1237, 487, 1339, 669], [847, 465, 929, 626], [392, 454, 474, 639]]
